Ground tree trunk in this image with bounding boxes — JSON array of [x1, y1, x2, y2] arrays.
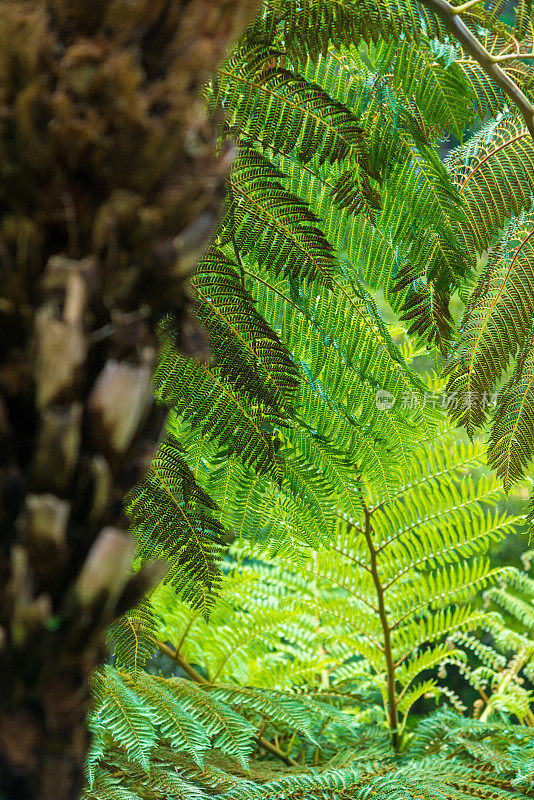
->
[[0, 1, 259, 797]]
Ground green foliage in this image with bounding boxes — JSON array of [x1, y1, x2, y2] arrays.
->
[[96, 1, 534, 799], [443, 113, 534, 495], [124, 0, 534, 605], [85, 663, 344, 797], [191, 246, 299, 415], [222, 149, 338, 286], [125, 435, 226, 614], [452, 552, 534, 723], [91, 430, 525, 796], [172, 429, 519, 738], [107, 600, 158, 680], [88, 537, 533, 797], [411, 710, 534, 790]]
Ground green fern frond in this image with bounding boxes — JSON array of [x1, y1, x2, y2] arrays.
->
[[221, 149, 337, 286], [214, 63, 369, 167], [154, 322, 280, 478], [85, 768, 141, 800], [130, 673, 211, 768], [265, 0, 423, 59], [192, 246, 299, 414], [158, 679, 255, 770], [488, 327, 534, 488], [396, 274, 455, 354], [126, 434, 226, 613], [89, 669, 257, 777], [388, 38, 476, 139], [445, 211, 534, 436], [446, 113, 534, 254], [515, 0, 534, 38], [108, 600, 158, 679], [207, 685, 325, 743], [89, 667, 156, 772]]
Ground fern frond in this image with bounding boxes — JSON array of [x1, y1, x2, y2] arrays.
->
[[89, 667, 156, 772], [108, 600, 157, 679], [445, 211, 534, 435], [265, 0, 423, 59], [221, 149, 337, 286], [131, 673, 211, 768], [192, 246, 299, 413], [85, 768, 141, 800], [126, 434, 226, 614], [214, 63, 369, 167], [390, 38, 476, 139], [446, 113, 534, 254], [396, 273, 455, 354], [154, 323, 280, 478], [488, 328, 534, 488]]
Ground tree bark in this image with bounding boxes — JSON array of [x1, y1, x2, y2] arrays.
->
[[0, 1, 259, 797]]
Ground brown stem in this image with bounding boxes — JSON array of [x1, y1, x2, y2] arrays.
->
[[157, 641, 209, 684], [156, 642, 300, 767], [256, 735, 300, 766], [174, 615, 201, 660], [420, 0, 534, 139], [361, 505, 399, 749]]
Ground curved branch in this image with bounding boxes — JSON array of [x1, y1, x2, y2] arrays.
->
[[420, 0, 534, 139], [156, 641, 300, 768]]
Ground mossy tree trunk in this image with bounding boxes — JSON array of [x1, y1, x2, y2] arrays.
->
[[0, 2, 259, 798]]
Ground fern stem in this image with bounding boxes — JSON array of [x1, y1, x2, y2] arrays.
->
[[156, 641, 300, 767], [243, 268, 302, 312], [256, 736, 300, 767], [450, 0, 483, 13], [157, 640, 210, 683], [361, 504, 399, 749], [227, 184, 246, 288], [173, 614, 200, 659]]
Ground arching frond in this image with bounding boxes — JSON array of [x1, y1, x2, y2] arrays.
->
[[446, 114, 534, 255], [488, 329, 534, 488], [221, 149, 337, 287], [445, 212, 534, 435], [125, 435, 226, 614], [192, 246, 299, 414], [154, 321, 280, 478], [213, 63, 369, 167], [108, 600, 158, 679]]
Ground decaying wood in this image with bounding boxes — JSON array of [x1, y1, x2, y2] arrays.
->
[[0, 1, 260, 797]]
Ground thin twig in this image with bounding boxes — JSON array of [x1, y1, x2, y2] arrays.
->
[[157, 640, 209, 683], [359, 500, 400, 750], [450, 0, 483, 13], [491, 52, 534, 64]]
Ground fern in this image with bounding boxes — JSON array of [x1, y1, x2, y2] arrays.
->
[[159, 425, 521, 750], [108, 599, 158, 680], [214, 64, 369, 168], [221, 149, 338, 286], [191, 246, 299, 414], [95, 3, 534, 798], [445, 210, 534, 433], [125, 434, 227, 614], [488, 326, 534, 489], [124, 0, 534, 607]]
